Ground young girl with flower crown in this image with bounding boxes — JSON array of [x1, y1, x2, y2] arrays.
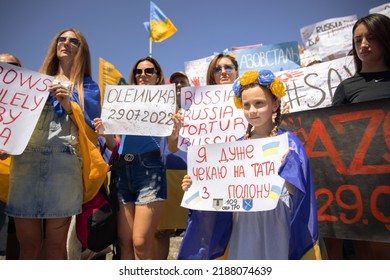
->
[[178, 69, 321, 260]]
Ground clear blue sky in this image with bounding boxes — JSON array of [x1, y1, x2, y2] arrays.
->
[[1, 0, 386, 82]]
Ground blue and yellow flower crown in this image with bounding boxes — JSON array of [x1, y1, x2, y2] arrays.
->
[[232, 69, 286, 109]]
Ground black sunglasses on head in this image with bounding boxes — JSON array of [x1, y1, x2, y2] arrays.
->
[[57, 36, 80, 46], [134, 67, 157, 76]]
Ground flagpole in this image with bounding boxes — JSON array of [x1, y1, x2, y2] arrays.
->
[[149, 39, 152, 57]]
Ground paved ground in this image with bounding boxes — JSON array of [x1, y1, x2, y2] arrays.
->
[[167, 236, 182, 260]]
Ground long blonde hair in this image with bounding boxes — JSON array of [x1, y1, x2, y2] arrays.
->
[[39, 28, 92, 109]]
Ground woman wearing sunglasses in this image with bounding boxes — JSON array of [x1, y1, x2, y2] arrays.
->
[[4, 29, 103, 259], [206, 53, 239, 85], [96, 57, 170, 259]]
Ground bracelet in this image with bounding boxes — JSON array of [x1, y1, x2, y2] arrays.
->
[[66, 109, 73, 115]]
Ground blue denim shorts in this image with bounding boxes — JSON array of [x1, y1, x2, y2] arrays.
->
[[112, 153, 167, 205]]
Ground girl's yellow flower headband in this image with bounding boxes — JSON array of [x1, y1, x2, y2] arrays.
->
[[232, 69, 286, 108]]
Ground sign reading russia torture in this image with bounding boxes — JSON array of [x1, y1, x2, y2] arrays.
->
[[0, 62, 52, 155], [178, 84, 247, 150]]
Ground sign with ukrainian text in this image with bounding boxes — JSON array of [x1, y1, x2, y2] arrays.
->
[[232, 41, 301, 73], [178, 84, 247, 151], [99, 84, 176, 136], [277, 56, 355, 113], [181, 134, 289, 212], [0, 62, 52, 155]]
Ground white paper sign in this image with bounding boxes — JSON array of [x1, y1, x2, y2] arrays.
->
[[184, 55, 214, 87], [99, 84, 176, 136], [178, 84, 247, 151], [277, 56, 355, 113], [370, 2, 390, 18], [300, 15, 357, 62], [181, 133, 289, 212], [0, 62, 52, 155]]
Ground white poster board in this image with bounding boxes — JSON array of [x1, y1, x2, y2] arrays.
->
[[277, 56, 355, 113], [181, 133, 289, 212], [99, 84, 176, 136], [184, 55, 214, 87], [178, 84, 247, 151], [0, 62, 52, 155], [370, 2, 390, 18], [300, 15, 357, 62]]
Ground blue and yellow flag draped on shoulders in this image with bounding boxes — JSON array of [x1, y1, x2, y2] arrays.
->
[[144, 1, 177, 43], [177, 129, 322, 260]]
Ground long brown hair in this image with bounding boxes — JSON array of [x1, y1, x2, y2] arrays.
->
[[39, 28, 92, 109], [128, 56, 165, 85], [352, 13, 390, 73]]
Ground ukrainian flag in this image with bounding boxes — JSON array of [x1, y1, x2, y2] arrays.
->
[[262, 141, 280, 156], [269, 185, 282, 201], [148, 1, 177, 42], [98, 58, 127, 106]]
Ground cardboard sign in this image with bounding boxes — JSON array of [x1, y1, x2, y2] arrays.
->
[[181, 133, 289, 212], [0, 62, 52, 155], [178, 84, 247, 151], [300, 15, 357, 62], [99, 84, 176, 136], [277, 56, 355, 113]]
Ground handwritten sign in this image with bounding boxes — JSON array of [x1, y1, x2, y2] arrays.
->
[[370, 2, 390, 18], [231, 41, 301, 73], [181, 134, 289, 212], [277, 56, 355, 113], [300, 15, 357, 62], [99, 84, 176, 136], [178, 84, 247, 151], [0, 62, 52, 155], [184, 55, 214, 87]]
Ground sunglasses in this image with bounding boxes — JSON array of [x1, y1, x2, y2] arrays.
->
[[57, 36, 80, 46], [213, 64, 236, 75], [134, 67, 157, 76]]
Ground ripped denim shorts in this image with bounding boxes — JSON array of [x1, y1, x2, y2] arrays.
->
[[111, 152, 167, 205]]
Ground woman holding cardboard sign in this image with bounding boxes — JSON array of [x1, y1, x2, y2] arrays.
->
[[95, 57, 182, 259], [3, 29, 103, 259]]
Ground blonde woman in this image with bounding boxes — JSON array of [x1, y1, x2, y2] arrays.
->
[[4, 29, 102, 259]]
